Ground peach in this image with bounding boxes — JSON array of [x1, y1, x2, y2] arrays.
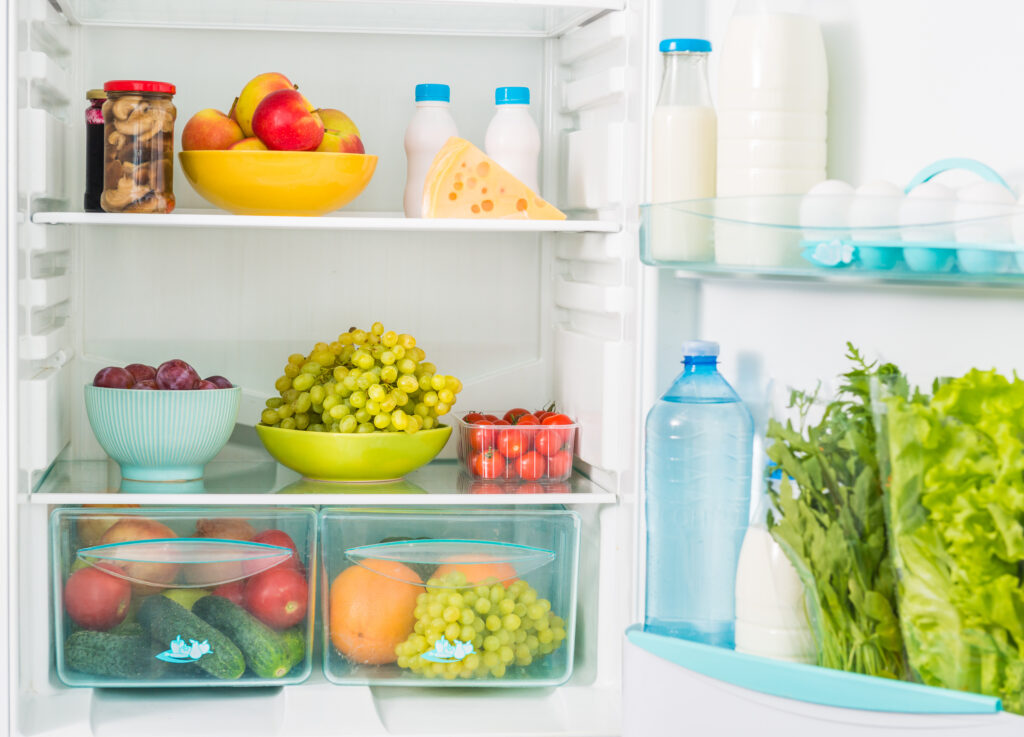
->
[[229, 136, 268, 151], [315, 108, 365, 154], [181, 109, 244, 151], [235, 73, 297, 137], [252, 90, 324, 151]]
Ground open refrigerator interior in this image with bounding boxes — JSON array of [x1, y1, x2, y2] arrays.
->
[[10, 0, 648, 735]]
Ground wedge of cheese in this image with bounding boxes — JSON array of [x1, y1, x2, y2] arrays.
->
[[422, 137, 566, 220]]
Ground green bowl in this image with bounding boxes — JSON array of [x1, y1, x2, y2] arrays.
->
[[255, 424, 451, 482], [84, 384, 241, 482]]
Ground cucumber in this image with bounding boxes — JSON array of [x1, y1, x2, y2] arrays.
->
[[64, 630, 165, 679], [137, 595, 245, 680], [192, 595, 295, 679], [280, 627, 306, 669], [108, 620, 145, 637]]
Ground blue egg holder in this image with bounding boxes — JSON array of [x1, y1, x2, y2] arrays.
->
[[802, 158, 1023, 275]]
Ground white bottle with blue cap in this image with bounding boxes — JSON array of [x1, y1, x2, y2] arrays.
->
[[404, 83, 459, 217], [484, 86, 540, 192]]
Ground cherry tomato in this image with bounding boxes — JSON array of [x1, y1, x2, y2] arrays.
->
[[503, 408, 531, 423], [492, 419, 511, 426], [534, 428, 565, 457], [497, 429, 527, 459], [535, 411, 554, 421], [483, 414, 501, 422], [515, 414, 540, 426], [546, 450, 573, 479], [501, 458, 520, 479], [517, 451, 547, 481], [471, 449, 506, 479], [541, 413, 573, 425], [463, 412, 486, 424], [469, 419, 496, 452]]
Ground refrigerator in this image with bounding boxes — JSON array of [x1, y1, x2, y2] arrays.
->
[[6, 0, 1024, 735]]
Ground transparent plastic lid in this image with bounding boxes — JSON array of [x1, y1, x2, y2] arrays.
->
[[76, 538, 294, 588], [345, 539, 555, 587], [682, 340, 720, 357]]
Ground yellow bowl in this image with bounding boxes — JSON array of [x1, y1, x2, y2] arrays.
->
[[179, 150, 377, 216], [255, 424, 452, 482]]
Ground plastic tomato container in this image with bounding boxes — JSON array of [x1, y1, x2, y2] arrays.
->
[[51, 506, 316, 687], [455, 412, 578, 481], [320, 507, 580, 687]]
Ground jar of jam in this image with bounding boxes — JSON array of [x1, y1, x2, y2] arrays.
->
[[101, 80, 176, 214], [84, 89, 106, 212]]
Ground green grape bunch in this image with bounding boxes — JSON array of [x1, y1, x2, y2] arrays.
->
[[259, 322, 463, 434], [396, 571, 567, 679]]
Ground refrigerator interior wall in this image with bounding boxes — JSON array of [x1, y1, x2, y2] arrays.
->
[[14, 2, 642, 736]]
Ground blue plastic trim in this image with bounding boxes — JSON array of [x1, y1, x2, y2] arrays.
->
[[905, 157, 1013, 194], [626, 625, 1002, 714], [659, 38, 711, 53], [495, 86, 530, 105]]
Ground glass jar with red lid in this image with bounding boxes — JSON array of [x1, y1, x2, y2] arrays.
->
[[101, 80, 176, 214]]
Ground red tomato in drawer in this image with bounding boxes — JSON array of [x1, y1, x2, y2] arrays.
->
[[244, 567, 308, 630], [211, 580, 247, 607], [64, 563, 132, 631], [246, 529, 303, 575]]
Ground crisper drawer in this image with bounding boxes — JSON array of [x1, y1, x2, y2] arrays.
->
[[622, 626, 1020, 737], [51, 506, 317, 687], [320, 507, 580, 687]]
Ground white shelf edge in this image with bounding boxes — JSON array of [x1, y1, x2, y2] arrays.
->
[[23, 492, 617, 506], [32, 211, 621, 234]]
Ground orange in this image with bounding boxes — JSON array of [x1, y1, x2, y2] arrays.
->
[[433, 555, 519, 588], [329, 559, 423, 665]]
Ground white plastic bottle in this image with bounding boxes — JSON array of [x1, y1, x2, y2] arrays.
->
[[716, 0, 828, 197], [649, 38, 717, 263], [484, 86, 540, 192], [404, 84, 459, 218]]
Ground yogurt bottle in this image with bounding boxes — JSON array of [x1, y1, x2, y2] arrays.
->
[[484, 86, 540, 192], [404, 83, 458, 218]]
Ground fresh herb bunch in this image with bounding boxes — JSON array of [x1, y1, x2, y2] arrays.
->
[[766, 344, 907, 679]]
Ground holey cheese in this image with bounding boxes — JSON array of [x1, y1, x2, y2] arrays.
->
[[422, 137, 565, 220]]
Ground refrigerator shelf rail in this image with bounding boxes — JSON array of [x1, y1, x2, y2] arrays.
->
[[51, 0, 622, 39], [27, 459, 618, 506], [32, 210, 621, 234], [641, 198, 1024, 287]]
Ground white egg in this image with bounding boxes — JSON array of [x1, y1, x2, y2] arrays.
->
[[800, 179, 853, 241], [850, 181, 903, 241], [954, 181, 1016, 244], [899, 181, 956, 243]]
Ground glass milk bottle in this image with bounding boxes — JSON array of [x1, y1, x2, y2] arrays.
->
[[649, 39, 716, 262]]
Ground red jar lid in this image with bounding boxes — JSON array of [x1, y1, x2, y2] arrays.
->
[[103, 80, 176, 94]]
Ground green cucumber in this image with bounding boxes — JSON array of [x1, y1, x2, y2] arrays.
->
[[137, 595, 244, 680], [192, 595, 295, 679], [64, 630, 165, 679], [280, 627, 306, 669]]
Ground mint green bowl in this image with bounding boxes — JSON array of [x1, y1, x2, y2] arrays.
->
[[83, 384, 242, 483]]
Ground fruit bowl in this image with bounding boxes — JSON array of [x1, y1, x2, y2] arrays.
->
[[255, 424, 452, 482], [179, 150, 377, 216], [84, 384, 241, 483]]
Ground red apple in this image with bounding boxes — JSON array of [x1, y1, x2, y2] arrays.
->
[[181, 109, 244, 151], [252, 90, 324, 151], [235, 73, 296, 137], [315, 108, 364, 154], [228, 137, 268, 151]]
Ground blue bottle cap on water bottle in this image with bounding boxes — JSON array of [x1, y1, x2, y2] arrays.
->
[[416, 84, 450, 103], [682, 340, 719, 357], [495, 86, 530, 105], [659, 39, 712, 53]]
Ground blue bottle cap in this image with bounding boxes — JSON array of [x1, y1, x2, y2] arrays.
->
[[682, 340, 720, 357], [659, 38, 712, 53], [415, 84, 450, 103], [495, 86, 530, 105]]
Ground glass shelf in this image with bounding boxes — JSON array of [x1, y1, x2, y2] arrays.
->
[[51, 0, 620, 37], [28, 459, 616, 506], [641, 197, 1024, 287], [32, 210, 619, 234]]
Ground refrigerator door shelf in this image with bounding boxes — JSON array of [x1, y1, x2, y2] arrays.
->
[[623, 626, 1020, 737]]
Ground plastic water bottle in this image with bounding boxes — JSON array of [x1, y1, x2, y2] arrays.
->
[[404, 83, 458, 217], [644, 340, 753, 647]]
